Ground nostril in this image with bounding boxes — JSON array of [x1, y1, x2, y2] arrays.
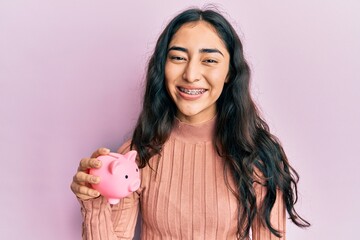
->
[[128, 179, 140, 192]]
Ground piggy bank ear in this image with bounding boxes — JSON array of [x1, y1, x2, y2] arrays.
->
[[124, 150, 137, 162], [109, 160, 122, 175]]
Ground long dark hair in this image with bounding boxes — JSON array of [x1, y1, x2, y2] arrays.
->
[[131, 7, 310, 239]]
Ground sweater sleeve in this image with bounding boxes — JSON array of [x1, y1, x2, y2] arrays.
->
[[80, 192, 140, 240], [79, 140, 140, 240], [251, 171, 286, 240]]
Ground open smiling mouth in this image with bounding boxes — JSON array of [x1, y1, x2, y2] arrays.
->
[[178, 87, 207, 95]]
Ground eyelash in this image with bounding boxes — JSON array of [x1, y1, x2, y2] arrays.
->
[[169, 56, 186, 61], [203, 59, 218, 63], [169, 56, 218, 65]]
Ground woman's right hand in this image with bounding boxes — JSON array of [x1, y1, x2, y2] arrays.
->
[[70, 148, 110, 200]]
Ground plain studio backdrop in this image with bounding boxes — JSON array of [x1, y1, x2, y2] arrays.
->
[[1, 0, 359, 239]]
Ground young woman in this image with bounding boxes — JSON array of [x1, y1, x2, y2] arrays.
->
[[71, 8, 310, 240]]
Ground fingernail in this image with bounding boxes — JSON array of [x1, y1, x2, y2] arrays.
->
[[92, 176, 99, 183], [93, 191, 100, 197]]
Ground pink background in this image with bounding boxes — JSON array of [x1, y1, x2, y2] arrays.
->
[[1, 0, 359, 239]]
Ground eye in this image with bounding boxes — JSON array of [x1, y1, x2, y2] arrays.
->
[[203, 59, 218, 63], [169, 55, 186, 61], [125, 175, 128, 179], [136, 168, 139, 172]]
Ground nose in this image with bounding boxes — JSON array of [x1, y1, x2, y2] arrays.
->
[[182, 59, 201, 83], [128, 179, 140, 192]]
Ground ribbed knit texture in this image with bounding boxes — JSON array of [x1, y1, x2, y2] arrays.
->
[[80, 117, 286, 239]]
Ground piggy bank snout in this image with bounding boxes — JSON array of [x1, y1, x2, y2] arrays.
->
[[128, 179, 140, 192]]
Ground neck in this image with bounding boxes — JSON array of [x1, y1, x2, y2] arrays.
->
[[176, 111, 217, 125], [172, 115, 217, 143]]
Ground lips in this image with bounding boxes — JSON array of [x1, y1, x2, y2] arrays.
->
[[178, 87, 207, 95]]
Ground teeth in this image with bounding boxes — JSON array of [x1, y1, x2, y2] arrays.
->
[[179, 87, 206, 95]]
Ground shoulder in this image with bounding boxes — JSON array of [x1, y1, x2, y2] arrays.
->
[[117, 139, 132, 154]]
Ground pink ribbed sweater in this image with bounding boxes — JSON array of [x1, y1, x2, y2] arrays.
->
[[80, 117, 286, 239]]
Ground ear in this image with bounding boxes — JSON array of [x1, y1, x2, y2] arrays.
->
[[124, 150, 137, 162], [225, 72, 230, 83], [109, 160, 121, 175]]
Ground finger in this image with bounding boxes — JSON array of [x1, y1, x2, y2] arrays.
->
[[70, 182, 100, 198], [91, 147, 110, 158], [73, 171, 100, 184], [78, 157, 102, 171]]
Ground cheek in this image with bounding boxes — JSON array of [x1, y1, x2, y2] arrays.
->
[[164, 65, 172, 90], [164, 63, 180, 93], [164, 73, 175, 102], [208, 69, 229, 86], [207, 72, 228, 98], [165, 63, 173, 83], [164, 63, 169, 81], [164, 78, 172, 99]]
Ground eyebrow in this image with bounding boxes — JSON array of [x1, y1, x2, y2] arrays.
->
[[167, 46, 224, 56]]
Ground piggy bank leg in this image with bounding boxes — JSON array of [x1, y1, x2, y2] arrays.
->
[[108, 198, 120, 204]]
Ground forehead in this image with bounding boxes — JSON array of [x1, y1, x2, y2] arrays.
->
[[169, 21, 227, 51]]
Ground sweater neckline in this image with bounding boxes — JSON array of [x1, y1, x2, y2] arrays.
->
[[172, 116, 216, 143]]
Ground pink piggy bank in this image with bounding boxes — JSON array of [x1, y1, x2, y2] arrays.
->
[[90, 151, 140, 204]]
